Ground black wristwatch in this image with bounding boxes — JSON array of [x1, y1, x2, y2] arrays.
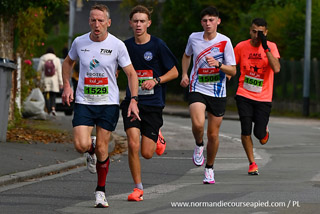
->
[[155, 77, 161, 85], [216, 61, 222, 68], [131, 96, 138, 102]]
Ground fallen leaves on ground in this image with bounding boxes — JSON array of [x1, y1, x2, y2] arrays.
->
[[109, 135, 128, 156], [7, 120, 73, 144], [6, 118, 128, 155]]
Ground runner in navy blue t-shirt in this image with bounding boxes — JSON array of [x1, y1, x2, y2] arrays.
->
[[120, 5, 178, 202]]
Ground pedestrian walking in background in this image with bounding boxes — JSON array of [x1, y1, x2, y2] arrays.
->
[[180, 6, 236, 184], [38, 47, 63, 116], [61, 4, 139, 208], [234, 18, 280, 175], [119, 5, 178, 202]]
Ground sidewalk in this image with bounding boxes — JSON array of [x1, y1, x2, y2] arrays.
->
[[0, 111, 118, 187]]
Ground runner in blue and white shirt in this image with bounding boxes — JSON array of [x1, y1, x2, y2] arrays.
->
[[185, 32, 235, 97], [180, 6, 236, 184]]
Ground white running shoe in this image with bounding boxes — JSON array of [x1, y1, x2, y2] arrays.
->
[[95, 191, 109, 208], [203, 168, 215, 184], [192, 145, 204, 166], [86, 136, 97, 174]]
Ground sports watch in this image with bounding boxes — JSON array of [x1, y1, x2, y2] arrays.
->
[[131, 96, 138, 102], [216, 61, 222, 68], [155, 77, 161, 85]]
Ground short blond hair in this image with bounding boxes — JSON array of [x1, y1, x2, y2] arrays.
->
[[91, 4, 110, 18]]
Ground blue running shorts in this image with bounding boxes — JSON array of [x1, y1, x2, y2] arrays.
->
[[72, 103, 119, 131]]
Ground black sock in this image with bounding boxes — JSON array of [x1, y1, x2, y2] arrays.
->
[[205, 164, 213, 169], [196, 141, 204, 147], [95, 185, 105, 192]]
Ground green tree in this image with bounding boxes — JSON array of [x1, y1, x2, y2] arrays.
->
[[161, 0, 256, 94], [233, 0, 320, 60], [15, 7, 47, 101], [310, 0, 320, 60], [119, 0, 320, 95], [0, 0, 68, 123], [161, 0, 202, 58]]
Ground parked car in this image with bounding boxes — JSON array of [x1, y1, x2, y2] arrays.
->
[[32, 58, 74, 115]]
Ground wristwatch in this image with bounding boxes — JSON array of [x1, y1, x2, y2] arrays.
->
[[155, 77, 161, 85], [131, 96, 138, 102], [216, 61, 222, 68]]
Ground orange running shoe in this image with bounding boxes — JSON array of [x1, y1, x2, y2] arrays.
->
[[260, 126, 269, 145], [248, 162, 259, 175], [128, 188, 144, 201], [156, 129, 166, 156]]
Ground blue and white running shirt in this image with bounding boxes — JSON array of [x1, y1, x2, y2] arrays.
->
[[185, 32, 236, 97]]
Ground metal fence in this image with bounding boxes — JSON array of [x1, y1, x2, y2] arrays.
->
[[227, 58, 320, 116]]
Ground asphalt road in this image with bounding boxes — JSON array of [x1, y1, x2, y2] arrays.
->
[[1, 113, 320, 214]]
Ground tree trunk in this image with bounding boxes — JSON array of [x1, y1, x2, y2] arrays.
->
[[0, 17, 16, 123]]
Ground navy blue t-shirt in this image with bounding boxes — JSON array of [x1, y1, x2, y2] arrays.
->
[[124, 36, 178, 107]]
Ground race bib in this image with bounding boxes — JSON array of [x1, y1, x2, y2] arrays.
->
[[198, 68, 220, 84], [83, 77, 108, 102], [243, 70, 264, 93], [137, 70, 154, 95]]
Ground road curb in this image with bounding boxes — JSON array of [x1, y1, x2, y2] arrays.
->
[[0, 135, 118, 187], [0, 157, 85, 187]]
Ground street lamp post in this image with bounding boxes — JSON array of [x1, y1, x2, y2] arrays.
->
[[303, 0, 312, 117], [68, 0, 76, 50]]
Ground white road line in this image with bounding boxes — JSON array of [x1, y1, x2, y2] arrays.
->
[[151, 156, 260, 160]]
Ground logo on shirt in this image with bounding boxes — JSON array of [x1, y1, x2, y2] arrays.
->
[[211, 47, 220, 53], [89, 58, 100, 70], [250, 65, 262, 73], [100, 49, 112, 55], [144, 51, 153, 61], [248, 53, 262, 60], [81, 49, 90, 53]]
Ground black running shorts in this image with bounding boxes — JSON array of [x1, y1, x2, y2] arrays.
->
[[188, 92, 227, 117], [120, 101, 163, 143], [235, 95, 271, 136]]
